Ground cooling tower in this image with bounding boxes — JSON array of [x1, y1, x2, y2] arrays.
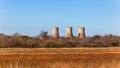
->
[[52, 27, 59, 38], [78, 27, 86, 38], [66, 27, 73, 38]]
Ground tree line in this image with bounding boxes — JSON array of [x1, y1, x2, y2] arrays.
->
[[0, 31, 120, 48]]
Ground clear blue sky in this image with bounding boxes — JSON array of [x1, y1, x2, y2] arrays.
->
[[0, 0, 120, 36]]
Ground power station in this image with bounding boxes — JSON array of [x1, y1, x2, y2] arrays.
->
[[52, 27, 86, 38]]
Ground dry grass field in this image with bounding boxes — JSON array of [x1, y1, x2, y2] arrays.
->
[[0, 47, 120, 68]]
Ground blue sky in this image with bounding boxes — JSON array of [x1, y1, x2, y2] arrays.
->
[[0, 0, 120, 36]]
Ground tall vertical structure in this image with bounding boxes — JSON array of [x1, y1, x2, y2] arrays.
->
[[66, 27, 73, 38], [52, 27, 59, 38], [78, 27, 86, 38]]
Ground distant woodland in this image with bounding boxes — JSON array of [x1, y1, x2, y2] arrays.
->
[[0, 31, 120, 48]]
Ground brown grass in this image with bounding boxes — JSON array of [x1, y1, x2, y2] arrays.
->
[[0, 47, 120, 68]]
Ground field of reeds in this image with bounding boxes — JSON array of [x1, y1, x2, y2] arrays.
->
[[0, 47, 120, 68]]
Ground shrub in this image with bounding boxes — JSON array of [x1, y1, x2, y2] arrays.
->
[[0, 34, 119, 48]]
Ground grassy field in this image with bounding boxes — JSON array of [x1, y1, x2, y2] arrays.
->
[[0, 47, 120, 68]]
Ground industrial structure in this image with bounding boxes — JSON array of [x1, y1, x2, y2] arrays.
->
[[52, 27, 86, 39], [66, 27, 73, 38], [52, 27, 59, 38], [78, 27, 86, 38]]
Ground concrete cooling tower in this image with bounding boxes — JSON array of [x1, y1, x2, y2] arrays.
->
[[52, 27, 59, 38], [66, 27, 73, 38], [78, 27, 86, 38]]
